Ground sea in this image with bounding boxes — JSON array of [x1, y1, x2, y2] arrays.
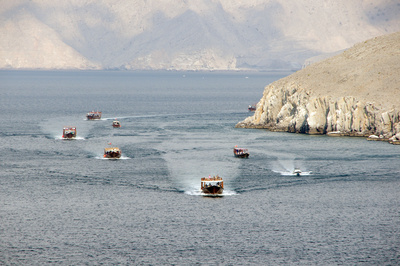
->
[[0, 70, 399, 265]]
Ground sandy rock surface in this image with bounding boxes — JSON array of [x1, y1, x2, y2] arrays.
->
[[237, 32, 400, 139]]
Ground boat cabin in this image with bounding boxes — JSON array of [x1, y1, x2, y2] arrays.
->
[[62, 127, 76, 139], [86, 111, 102, 120], [104, 147, 122, 159], [233, 147, 249, 158]]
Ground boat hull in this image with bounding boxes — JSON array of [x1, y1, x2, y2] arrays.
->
[[104, 152, 121, 159], [202, 186, 224, 195], [63, 133, 75, 139], [234, 153, 249, 158], [62, 136, 76, 140], [87, 116, 101, 120]]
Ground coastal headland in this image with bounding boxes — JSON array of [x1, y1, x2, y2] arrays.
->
[[236, 32, 400, 144]]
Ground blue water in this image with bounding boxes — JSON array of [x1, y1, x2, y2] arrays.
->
[[0, 70, 399, 265]]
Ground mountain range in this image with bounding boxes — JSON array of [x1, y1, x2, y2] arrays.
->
[[1, 0, 399, 71]]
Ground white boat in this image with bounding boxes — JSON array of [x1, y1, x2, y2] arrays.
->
[[293, 169, 302, 176], [112, 120, 121, 128]]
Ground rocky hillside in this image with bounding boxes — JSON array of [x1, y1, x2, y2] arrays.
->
[[1, 0, 400, 70], [236, 32, 400, 140]]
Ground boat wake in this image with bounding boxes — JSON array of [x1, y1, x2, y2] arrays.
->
[[40, 116, 92, 139], [273, 170, 312, 176], [184, 189, 238, 196], [270, 156, 312, 176], [101, 111, 241, 121], [100, 114, 178, 121], [94, 155, 131, 160], [55, 136, 85, 140]]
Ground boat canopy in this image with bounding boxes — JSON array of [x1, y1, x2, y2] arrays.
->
[[87, 111, 102, 118], [201, 176, 223, 184], [104, 147, 121, 153], [201, 180, 222, 185], [201, 176, 224, 190], [234, 148, 248, 155]]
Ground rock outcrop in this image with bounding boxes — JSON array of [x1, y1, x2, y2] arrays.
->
[[236, 32, 400, 141]]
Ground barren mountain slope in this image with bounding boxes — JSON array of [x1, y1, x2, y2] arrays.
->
[[1, 0, 400, 70], [275, 31, 400, 108]]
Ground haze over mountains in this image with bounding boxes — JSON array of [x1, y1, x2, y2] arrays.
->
[[1, 0, 400, 71]]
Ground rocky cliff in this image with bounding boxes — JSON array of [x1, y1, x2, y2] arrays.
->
[[236, 32, 400, 140]]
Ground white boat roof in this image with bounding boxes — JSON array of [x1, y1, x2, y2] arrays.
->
[[104, 147, 121, 152], [201, 180, 223, 183]]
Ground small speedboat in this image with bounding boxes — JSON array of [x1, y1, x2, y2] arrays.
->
[[293, 169, 302, 176], [112, 120, 121, 128], [201, 175, 224, 195], [62, 126, 76, 139]]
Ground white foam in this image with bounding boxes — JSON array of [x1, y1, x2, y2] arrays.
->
[[184, 189, 238, 196], [94, 155, 130, 160], [55, 136, 85, 140], [273, 170, 312, 176]]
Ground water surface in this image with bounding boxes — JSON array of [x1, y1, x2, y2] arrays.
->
[[0, 70, 399, 265]]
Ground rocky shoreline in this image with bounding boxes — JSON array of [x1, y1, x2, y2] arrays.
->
[[235, 86, 400, 145], [236, 32, 400, 145]]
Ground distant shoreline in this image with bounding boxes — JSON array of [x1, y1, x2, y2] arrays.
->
[[0, 68, 298, 74]]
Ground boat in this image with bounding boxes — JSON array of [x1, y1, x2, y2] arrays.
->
[[233, 147, 249, 158], [86, 111, 102, 120], [112, 120, 121, 128], [293, 168, 302, 176], [248, 104, 256, 112], [62, 126, 76, 139], [104, 147, 122, 159], [201, 175, 224, 195]]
